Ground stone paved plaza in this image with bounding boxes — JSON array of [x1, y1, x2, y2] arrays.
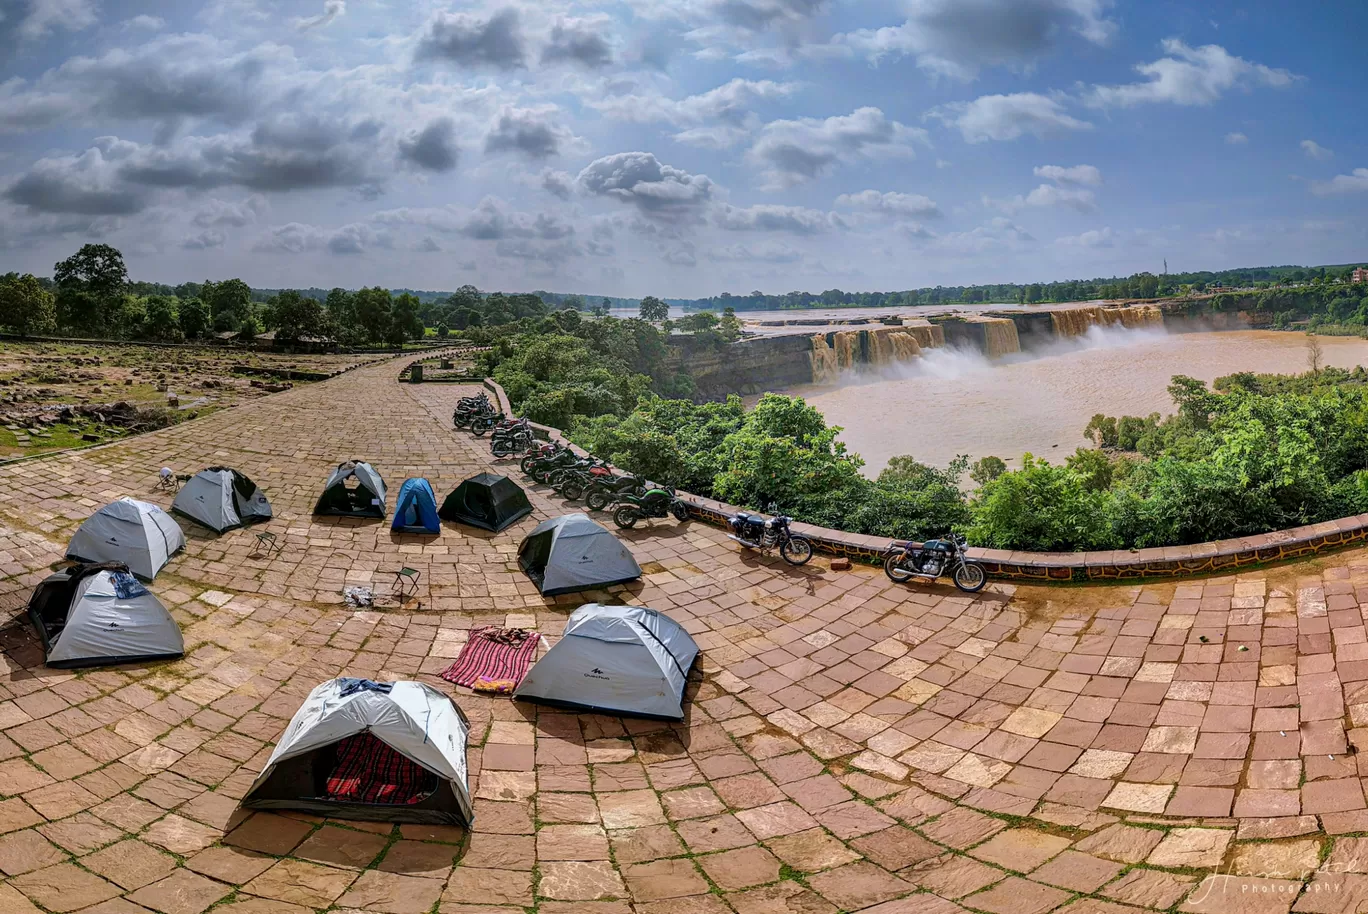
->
[[0, 356, 1365, 913]]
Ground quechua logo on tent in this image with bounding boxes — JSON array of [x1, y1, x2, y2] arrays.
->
[[584, 667, 610, 680]]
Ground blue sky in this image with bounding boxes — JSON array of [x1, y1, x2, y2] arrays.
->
[[0, 0, 1364, 297]]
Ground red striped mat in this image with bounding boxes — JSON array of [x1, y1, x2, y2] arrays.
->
[[440, 627, 541, 689]]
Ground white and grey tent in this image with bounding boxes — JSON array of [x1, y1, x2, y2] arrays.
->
[[518, 513, 643, 596], [242, 678, 473, 826], [66, 497, 186, 580], [27, 563, 184, 669], [314, 461, 387, 518], [172, 466, 272, 534], [515, 604, 699, 720]]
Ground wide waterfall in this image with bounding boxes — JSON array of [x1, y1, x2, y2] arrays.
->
[[1052, 304, 1165, 336], [980, 319, 1021, 358], [1050, 307, 1105, 337], [889, 331, 922, 361], [810, 335, 840, 384], [832, 331, 859, 369]]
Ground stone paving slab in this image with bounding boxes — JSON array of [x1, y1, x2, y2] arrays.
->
[[0, 357, 1361, 912]]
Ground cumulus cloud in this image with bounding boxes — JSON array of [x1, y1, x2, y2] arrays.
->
[[823, 0, 1115, 79], [539, 168, 573, 199], [708, 241, 803, 263], [297, 0, 345, 30], [1312, 168, 1368, 196], [484, 106, 576, 159], [714, 203, 836, 234], [253, 221, 393, 255], [931, 93, 1091, 143], [541, 18, 613, 68], [399, 118, 459, 172], [577, 152, 715, 221], [1301, 139, 1333, 160], [591, 79, 796, 148], [3, 140, 147, 215], [748, 107, 926, 189], [372, 197, 574, 241], [1085, 39, 1299, 108], [8, 0, 98, 41], [834, 189, 942, 217], [711, 0, 827, 32], [1057, 226, 1115, 247], [192, 195, 267, 227], [182, 229, 226, 249], [1225, 132, 1248, 145], [991, 183, 1097, 213], [415, 8, 526, 69], [1033, 164, 1101, 186]]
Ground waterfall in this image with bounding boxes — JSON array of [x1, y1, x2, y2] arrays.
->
[[904, 324, 944, 349], [889, 331, 922, 361], [1115, 305, 1164, 329], [1050, 307, 1105, 337], [810, 335, 839, 384], [832, 331, 859, 369], [980, 319, 1021, 358], [866, 330, 891, 366]]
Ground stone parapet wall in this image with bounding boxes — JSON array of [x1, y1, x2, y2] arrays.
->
[[482, 377, 1368, 582]]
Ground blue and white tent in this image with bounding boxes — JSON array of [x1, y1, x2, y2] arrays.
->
[[392, 478, 440, 534]]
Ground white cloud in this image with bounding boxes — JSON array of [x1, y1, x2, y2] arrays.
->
[[296, 0, 345, 31], [1057, 226, 1115, 247], [16, 0, 98, 40], [708, 241, 803, 263], [577, 152, 716, 221], [991, 183, 1097, 213], [1225, 132, 1248, 144], [1312, 168, 1368, 196], [713, 203, 837, 234], [747, 107, 926, 189], [1085, 39, 1299, 108], [932, 93, 1091, 143], [834, 189, 942, 217], [1033, 164, 1101, 186], [590, 79, 797, 149], [1301, 139, 1333, 160]]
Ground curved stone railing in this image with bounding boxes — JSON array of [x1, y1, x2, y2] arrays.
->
[[481, 378, 1368, 582]]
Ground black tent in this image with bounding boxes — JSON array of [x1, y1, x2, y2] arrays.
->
[[314, 461, 387, 518], [439, 473, 533, 532]]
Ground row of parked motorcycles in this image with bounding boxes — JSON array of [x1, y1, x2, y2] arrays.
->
[[450, 395, 988, 588]]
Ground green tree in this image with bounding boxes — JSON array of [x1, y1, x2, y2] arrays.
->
[[53, 243, 128, 335], [388, 293, 425, 344], [719, 306, 743, 342], [269, 290, 326, 341], [969, 455, 1007, 486], [677, 310, 720, 334], [142, 295, 182, 341], [178, 297, 210, 339], [203, 278, 254, 333], [354, 286, 393, 344], [0, 273, 57, 336], [639, 295, 669, 322]]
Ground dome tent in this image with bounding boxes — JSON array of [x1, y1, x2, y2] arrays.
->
[[242, 678, 473, 826], [392, 478, 440, 534], [439, 472, 532, 532], [171, 466, 272, 534], [515, 604, 699, 719], [518, 513, 642, 596], [314, 461, 386, 518], [27, 563, 184, 669], [66, 497, 185, 581]]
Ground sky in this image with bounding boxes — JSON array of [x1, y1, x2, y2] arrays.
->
[[0, 0, 1364, 299]]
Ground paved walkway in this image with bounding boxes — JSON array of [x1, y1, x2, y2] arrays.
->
[[0, 358, 1361, 913]]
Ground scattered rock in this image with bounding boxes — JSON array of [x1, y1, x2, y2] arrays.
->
[[830, 558, 851, 571]]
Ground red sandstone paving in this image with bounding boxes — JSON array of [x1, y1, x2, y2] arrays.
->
[[0, 359, 1364, 914]]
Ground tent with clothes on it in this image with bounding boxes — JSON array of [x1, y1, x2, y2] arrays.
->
[[314, 461, 387, 518], [172, 466, 272, 534], [27, 563, 185, 669], [66, 497, 185, 581], [241, 678, 473, 826], [518, 514, 642, 596], [439, 472, 532, 532], [515, 603, 699, 719], [392, 478, 440, 534]]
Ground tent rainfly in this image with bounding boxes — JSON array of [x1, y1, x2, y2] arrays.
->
[[515, 603, 699, 719], [66, 497, 185, 580], [314, 461, 387, 518], [241, 679, 474, 826], [171, 466, 272, 534], [517, 513, 642, 596], [438, 473, 532, 532], [392, 478, 440, 534], [28, 563, 185, 668]]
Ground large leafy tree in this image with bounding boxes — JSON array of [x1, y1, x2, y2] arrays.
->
[[142, 295, 182, 341], [178, 297, 210, 339], [354, 286, 393, 344], [269, 290, 326, 341], [203, 278, 254, 332], [639, 295, 669, 322], [388, 293, 425, 344], [53, 244, 128, 336], [0, 273, 57, 336]]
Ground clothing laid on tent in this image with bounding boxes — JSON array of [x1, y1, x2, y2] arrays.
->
[[518, 513, 642, 596], [392, 478, 440, 534], [314, 461, 387, 518], [171, 466, 272, 534], [515, 604, 698, 719], [27, 563, 185, 669], [439, 473, 532, 532], [241, 678, 473, 826], [66, 497, 186, 580]]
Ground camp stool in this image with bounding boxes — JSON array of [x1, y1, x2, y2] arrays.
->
[[391, 567, 421, 607], [253, 530, 282, 557]]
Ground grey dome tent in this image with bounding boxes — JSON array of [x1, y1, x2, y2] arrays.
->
[[518, 513, 642, 596], [314, 461, 386, 518], [515, 604, 699, 720], [242, 678, 473, 826], [27, 563, 184, 669], [172, 466, 272, 534], [66, 497, 186, 581], [439, 472, 532, 532]]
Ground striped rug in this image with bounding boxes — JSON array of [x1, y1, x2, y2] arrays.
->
[[440, 628, 542, 689]]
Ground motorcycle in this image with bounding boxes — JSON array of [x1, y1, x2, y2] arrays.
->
[[452, 395, 491, 428], [726, 512, 812, 565], [584, 473, 648, 512], [613, 487, 690, 528], [520, 442, 564, 475], [491, 429, 534, 458], [525, 448, 582, 485], [470, 412, 507, 436], [883, 533, 987, 593], [551, 460, 613, 501]]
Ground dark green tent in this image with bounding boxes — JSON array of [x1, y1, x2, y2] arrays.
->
[[439, 473, 532, 532]]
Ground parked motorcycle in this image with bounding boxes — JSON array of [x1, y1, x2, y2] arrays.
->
[[613, 488, 690, 528], [452, 394, 491, 428], [470, 412, 507, 436], [520, 442, 564, 474], [883, 533, 987, 593], [584, 473, 648, 512], [726, 512, 812, 565], [525, 448, 581, 485], [491, 429, 534, 458], [551, 460, 613, 501]]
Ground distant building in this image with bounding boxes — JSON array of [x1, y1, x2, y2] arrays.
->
[[1352, 267, 1368, 284]]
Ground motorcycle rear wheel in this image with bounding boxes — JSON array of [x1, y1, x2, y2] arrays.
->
[[585, 490, 611, 512], [561, 480, 585, 501], [953, 562, 988, 593], [520, 456, 538, 474], [473, 424, 489, 437], [613, 506, 639, 529], [883, 553, 915, 583], [781, 536, 813, 565], [671, 502, 690, 522]]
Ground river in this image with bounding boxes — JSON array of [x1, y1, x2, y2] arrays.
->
[[778, 329, 1368, 476]]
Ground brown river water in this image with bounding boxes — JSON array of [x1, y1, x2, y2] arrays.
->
[[777, 329, 1368, 476]]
